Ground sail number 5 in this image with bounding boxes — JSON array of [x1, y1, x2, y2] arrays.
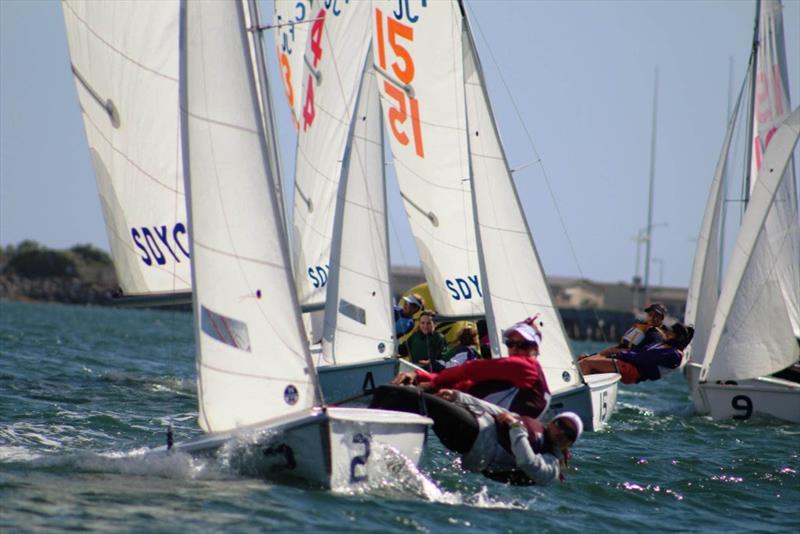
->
[[375, 8, 425, 158]]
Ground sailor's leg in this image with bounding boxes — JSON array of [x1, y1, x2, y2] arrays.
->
[[370, 385, 479, 453]]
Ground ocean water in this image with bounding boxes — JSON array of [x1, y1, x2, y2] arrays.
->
[[1, 301, 797, 532]]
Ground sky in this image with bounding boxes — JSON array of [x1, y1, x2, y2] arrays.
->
[[1, 0, 798, 289]]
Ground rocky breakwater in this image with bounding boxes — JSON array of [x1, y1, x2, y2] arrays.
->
[[0, 242, 118, 305]]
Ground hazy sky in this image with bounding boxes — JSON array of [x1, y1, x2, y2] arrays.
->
[[1, 0, 798, 289]]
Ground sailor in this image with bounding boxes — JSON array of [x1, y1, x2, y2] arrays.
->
[[370, 385, 581, 485], [394, 293, 424, 338], [580, 303, 668, 360], [431, 325, 481, 371], [398, 310, 447, 370], [393, 317, 551, 419], [579, 322, 694, 384]]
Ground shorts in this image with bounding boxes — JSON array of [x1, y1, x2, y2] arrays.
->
[[613, 359, 641, 384]]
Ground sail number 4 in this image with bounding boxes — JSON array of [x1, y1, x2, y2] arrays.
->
[[375, 8, 425, 158], [302, 8, 326, 131]]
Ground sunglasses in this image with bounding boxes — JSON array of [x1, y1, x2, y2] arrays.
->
[[554, 418, 578, 442], [504, 339, 536, 350]]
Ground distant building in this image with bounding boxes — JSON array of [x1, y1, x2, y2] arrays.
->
[[389, 266, 688, 341]]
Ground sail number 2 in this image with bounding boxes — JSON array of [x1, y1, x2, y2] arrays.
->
[[349, 433, 371, 483], [375, 8, 425, 158]]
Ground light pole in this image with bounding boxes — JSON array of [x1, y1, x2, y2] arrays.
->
[[632, 222, 668, 310]]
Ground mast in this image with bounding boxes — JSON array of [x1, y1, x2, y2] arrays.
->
[[245, 0, 289, 238], [742, 0, 762, 205], [643, 68, 658, 308]]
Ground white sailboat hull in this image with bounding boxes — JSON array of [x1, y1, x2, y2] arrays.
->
[[154, 407, 431, 490], [542, 373, 620, 432], [698, 376, 800, 423], [317, 358, 399, 403]]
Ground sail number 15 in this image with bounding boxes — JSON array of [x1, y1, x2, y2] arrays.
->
[[375, 8, 425, 159]]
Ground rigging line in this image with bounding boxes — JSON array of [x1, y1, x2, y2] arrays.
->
[[256, 16, 324, 32], [464, 3, 609, 342]]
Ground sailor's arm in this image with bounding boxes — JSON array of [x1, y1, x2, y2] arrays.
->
[[507, 423, 560, 485]]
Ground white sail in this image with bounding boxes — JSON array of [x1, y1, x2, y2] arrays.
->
[[750, 0, 800, 337], [700, 107, 800, 382], [274, 0, 312, 129], [371, 0, 483, 318], [292, 1, 373, 311], [322, 59, 394, 365], [61, 0, 191, 297], [460, 12, 581, 393], [181, 0, 318, 433], [684, 97, 743, 365]]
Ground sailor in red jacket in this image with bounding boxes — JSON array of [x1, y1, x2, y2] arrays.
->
[[393, 317, 551, 419]]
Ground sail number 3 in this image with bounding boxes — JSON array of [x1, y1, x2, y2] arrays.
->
[[375, 8, 425, 158]]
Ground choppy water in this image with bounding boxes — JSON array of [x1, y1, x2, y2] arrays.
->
[[1, 301, 797, 532]]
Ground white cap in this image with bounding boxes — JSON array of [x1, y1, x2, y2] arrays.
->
[[502, 322, 542, 346], [402, 294, 423, 309], [552, 411, 583, 441]]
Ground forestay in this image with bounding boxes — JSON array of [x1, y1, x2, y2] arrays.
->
[[749, 0, 800, 338], [684, 94, 744, 366], [700, 107, 800, 382], [273, 0, 312, 129], [460, 9, 581, 392], [371, 0, 483, 318], [181, 0, 318, 433], [62, 1, 191, 297], [293, 1, 373, 310], [322, 59, 394, 365]]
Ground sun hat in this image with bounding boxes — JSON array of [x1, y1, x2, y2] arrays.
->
[[552, 411, 583, 441], [502, 322, 542, 346]]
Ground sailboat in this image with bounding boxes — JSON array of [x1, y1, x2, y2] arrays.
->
[[685, 0, 800, 423], [370, 0, 619, 430], [63, 0, 432, 489], [61, 0, 191, 307], [273, 1, 402, 402]]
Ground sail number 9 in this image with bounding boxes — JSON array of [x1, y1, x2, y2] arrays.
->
[[731, 395, 753, 420], [375, 8, 425, 158]]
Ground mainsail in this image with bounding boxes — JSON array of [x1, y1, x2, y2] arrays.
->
[[61, 0, 191, 298], [749, 0, 800, 338], [292, 1, 373, 311], [461, 9, 581, 392], [181, 0, 317, 432], [684, 93, 744, 366], [273, 0, 312, 129], [321, 58, 395, 364], [371, 0, 483, 318], [700, 107, 800, 382]]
